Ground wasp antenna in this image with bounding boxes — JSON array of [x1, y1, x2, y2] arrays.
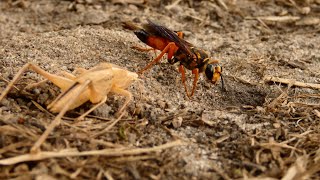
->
[[220, 75, 226, 92], [122, 21, 141, 31]]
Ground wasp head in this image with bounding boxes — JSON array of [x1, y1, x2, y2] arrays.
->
[[204, 61, 224, 90]]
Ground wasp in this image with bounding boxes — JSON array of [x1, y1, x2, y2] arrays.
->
[[123, 19, 224, 97]]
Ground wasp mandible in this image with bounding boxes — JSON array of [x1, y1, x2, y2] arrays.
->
[[123, 19, 224, 97]]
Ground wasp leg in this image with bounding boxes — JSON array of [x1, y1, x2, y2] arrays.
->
[[179, 64, 191, 97], [31, 80, 91, 153], [132, 45, 155, 52], [138, 42, 176, 74], [176, 31, 184, 39], [190, 68, 199, 97], [132, 45, 158, 59]]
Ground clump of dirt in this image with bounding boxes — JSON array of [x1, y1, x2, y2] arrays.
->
[[0, 0, 320, 179]]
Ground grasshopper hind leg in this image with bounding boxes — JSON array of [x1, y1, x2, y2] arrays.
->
[[31, 80, 91, 153]]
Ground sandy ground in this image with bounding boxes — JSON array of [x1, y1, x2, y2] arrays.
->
[[0, 0, 320, 179]]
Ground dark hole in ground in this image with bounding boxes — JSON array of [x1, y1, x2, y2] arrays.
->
[[221, 79, 268, 107]]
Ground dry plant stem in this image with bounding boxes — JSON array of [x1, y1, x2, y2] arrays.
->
[[111, 155, 155, 162], [0, 140, 185, 165], [165, 0, 182, 10], [31, 80, 91, 153], [280, 130, 313, 145], [92, 111, 125, 138], [211, 163, 231, 180], [32, 100, 89, 134], [0, 63, 31, 101], [216, 0, 228, 11], [89, 139, 125, 148], [264, 76, 320, 90], [76, 96, 107, 120], [70, 159, 87, 179], [257, 16, 300, 22], [230, 75, 257, 86], [103, 171, 114, 180], [256, 18, 270, 29], [0, 142, 32, 154], [0, 75, 20, 91], [313, 110, 320, 118], [267, 89, 288, 109]]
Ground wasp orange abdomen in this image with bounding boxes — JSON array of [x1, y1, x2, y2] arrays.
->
[[146, 36, 172, 51]]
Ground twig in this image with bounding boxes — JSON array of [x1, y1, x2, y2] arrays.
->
[[216, 0, 228, 11], [165, 0, 182, 10], [287, 102, 320, 108], [280, 130, 313, 145], [0, 140, 185, 165], [0, 75, 20, 91], [259, 141, 302, 152], [103, 170, 114, 180], [70, 160, 87, 179], [256, 16, 300, 22], [230, 75, 257, 86], [256, 17, 272, 31], [313, 110, 320, 118], [0, 142, 32, 154], [264, 76, 320, 90], [211, 163, 231, 180], [242, 161, 267, 172], [111, 0, 144, 5], [92, 112, 125, 138]]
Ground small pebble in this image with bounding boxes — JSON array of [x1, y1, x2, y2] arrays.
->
[[172, 116, 183, 128]]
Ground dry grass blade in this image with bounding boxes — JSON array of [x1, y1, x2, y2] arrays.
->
[[259, 142, 302, 152], [313, 110, 320, 118], [258, 16, 300, 22], [0, 142, 32, 154], [92, 112, 125, 138], [211, 163, 231, 180], [0, 75, 20, 91], [165, 0, 182, 10], [264, 76, 320, 90], [0, 140, 185, 165], [216, 0, 228, 11], [111, 0, 144, 5], [281, 130, 313, 145], [282, 155, 309, 180]]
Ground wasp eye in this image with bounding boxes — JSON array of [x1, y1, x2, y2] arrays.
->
[[205, 64, 214, 80]]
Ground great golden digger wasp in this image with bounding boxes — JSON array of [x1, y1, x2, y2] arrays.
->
[[123, 19, 224, 97]]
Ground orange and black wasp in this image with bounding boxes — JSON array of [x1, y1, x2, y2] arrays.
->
[[123, 19, 224, 97]]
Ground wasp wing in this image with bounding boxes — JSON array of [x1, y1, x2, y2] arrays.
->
[[143, 19, 193, 56]]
